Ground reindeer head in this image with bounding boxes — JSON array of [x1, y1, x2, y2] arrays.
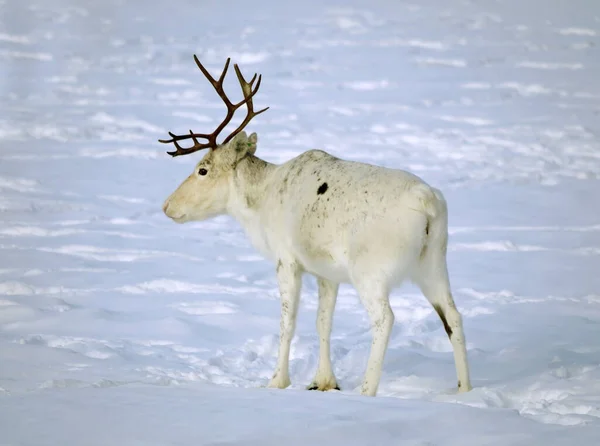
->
[[162, 131, 258, 222], [160, 56, 268, 223]]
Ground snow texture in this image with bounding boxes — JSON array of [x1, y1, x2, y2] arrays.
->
[[1, 0, 600, 444]]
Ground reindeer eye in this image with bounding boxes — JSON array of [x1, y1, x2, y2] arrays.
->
[[198, 168, 208, 176]]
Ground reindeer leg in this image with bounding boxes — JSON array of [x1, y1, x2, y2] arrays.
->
[[353, 277, 395, 397], [267, 260, 302, 389], [416, 265, 472, 393]]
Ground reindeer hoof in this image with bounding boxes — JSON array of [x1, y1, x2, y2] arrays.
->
[[307, 383, 340, 391]]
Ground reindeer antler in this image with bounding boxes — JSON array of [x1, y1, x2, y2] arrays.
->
[[158, 55, 269, 157]]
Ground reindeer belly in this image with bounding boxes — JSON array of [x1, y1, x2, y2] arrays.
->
[[294, 238, 351, 283], [290, 198, 354, 283]]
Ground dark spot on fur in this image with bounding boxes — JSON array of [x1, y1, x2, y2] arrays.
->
[[425, 220, 429, 236], [317, 182, 328, 195], [432, 304, 452, 338], [245, 194, 257, 208]]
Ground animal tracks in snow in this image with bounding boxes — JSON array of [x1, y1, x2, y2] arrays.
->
[[438, 363, 600, 426]]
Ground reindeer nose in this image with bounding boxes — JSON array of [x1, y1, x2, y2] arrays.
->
[[162, 201, 170, 215]]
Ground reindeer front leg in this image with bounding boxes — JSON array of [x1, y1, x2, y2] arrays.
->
[[267, 259, 302, 389]]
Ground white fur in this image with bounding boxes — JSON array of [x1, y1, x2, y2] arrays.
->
[[163, 131, 472, 396]]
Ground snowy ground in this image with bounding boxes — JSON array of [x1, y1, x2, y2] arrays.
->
[[1, 0, 600, 444]]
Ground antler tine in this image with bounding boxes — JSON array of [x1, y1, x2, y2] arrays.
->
[[193, 55, 233, 106], [232, 65, 253, 95], [159, 55, 269, 157], [158, 130, 212, 142], [189, 129, 202, 146], [161, 138, 214, 157], [159, 56, 237, 157], [158, 129, 214, 157], [222, 65, 270, 144], [194, 56, 259, 144]]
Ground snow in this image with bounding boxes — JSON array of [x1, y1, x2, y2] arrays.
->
[[1, 0, 599, 444]]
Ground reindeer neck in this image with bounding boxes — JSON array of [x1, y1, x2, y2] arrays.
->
[[226, 154, 276, 225]]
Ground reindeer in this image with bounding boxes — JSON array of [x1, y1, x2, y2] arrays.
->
[[160, 55, 472, 397]]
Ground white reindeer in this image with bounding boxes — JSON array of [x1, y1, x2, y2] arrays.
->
[[160, 55, 472, 396]]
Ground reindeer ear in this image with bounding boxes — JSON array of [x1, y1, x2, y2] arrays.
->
[[232, 131, 257, 158], [246, 132, 257, 156]]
